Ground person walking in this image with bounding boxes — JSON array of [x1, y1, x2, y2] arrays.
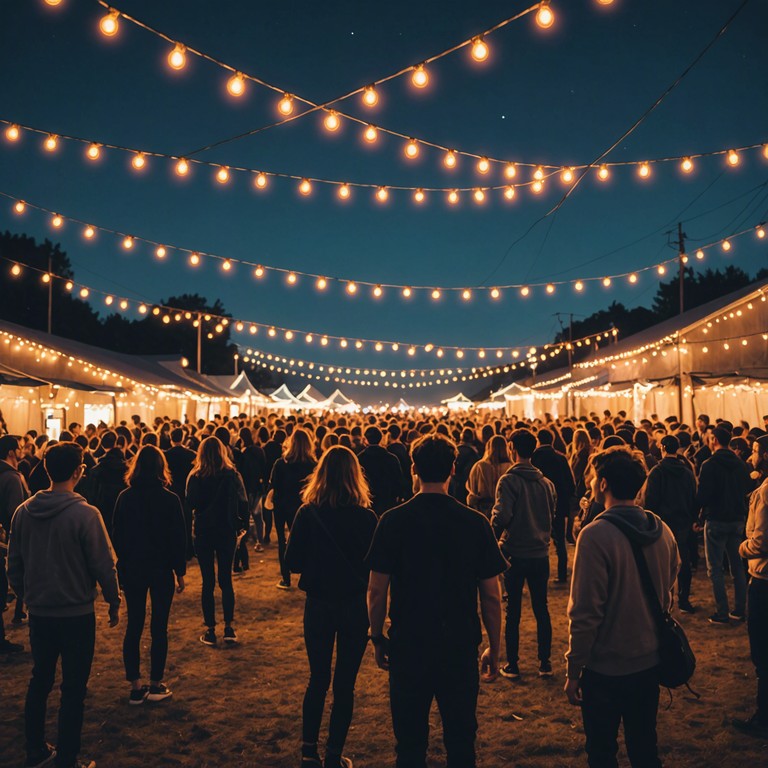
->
[[112, 445, 187, 705], [286, 446, 378, 768], [8, 442, 120, 768], [186, 436, 248, 646], [491, 429, 557, 679], [466, 435, 512, 518], [269, 429, 316, 590], [367, 434, 507, 768], [164, 427, 196, 560], [565, 446, 679, 768]]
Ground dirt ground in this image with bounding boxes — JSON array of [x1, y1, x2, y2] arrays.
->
[[1, 542, 766, 768]]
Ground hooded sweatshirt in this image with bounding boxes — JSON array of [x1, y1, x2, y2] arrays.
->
[[0, 460, 29, 531], [641, 456, 697, 531], [696, 448, 753, 523], [740, 478, 768, 581], [566, 505, 679, 679], [7, 490, 120, 618], [491, 463, 556, 558]]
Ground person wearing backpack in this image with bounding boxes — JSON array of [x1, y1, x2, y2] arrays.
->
[[565, 446, 679, 768], [186, 437, 248, 647], [285, 446, 377, 768]]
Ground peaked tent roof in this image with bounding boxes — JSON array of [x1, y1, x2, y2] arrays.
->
[[268, 383, 302, 403], [441, 392, 474, 404], [295, 384, 326, 404], [322, 389, 355, 406]]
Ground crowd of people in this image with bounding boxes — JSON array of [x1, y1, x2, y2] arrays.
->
[[1, 406, 767, 768]]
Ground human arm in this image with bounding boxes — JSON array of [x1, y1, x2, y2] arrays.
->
[[169, 492, 187, 579], [490, 476, 515, 540], [740, 483, 768, 559], [367, 570, 391, 670], [479, 576, 502, 681], [0, 474, 26, 531], [82, 506, 121, 625], [284, 505, 308, 573], [6, 509, 24, 598]]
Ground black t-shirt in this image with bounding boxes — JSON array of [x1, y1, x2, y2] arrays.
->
[[366, 492, 508, 652]]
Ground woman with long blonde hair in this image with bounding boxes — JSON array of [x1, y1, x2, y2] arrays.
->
[[285, 446, 377, 768], [186, 436, 248, 646], [269, 428, 316, 589], [466, 435, 512, 517]]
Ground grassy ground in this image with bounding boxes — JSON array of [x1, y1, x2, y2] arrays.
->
[[1, 543, 766, 768]]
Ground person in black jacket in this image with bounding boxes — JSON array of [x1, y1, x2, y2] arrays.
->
[[385, 424, 412, 499], [233, 427, 267, 568], [531, 428, 575, 583], [186, 437, 248, 646], [165, 428, 196, 559], [286, 446, 377, 768], [358, 427, 407, 517], [112, 446, 186, 704], [87, 430, 127, 535], [451, 429, 479, 505]]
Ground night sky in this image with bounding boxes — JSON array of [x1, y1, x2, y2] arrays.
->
[[1, 0, 767, 404]]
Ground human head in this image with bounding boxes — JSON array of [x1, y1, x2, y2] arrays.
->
[[509, 429, 537, 461], [284, 428, 315, 464], [125, 445, 172, 487], [302, 445, 371, 509], [752, 435, 768, 472], [141, 432, 158, 447], [364, 426, 383, 446], [660, 435, 679, 456], [536, 428, 554, 447], [410, 434, 457, 484], [713, 426, 732, 449], [44, 442, 85, 485], [100, 430, 118, 451], [170, 427, 185, 444], [192, 436, 236, 478], [0, 435, 22, 467], [214, 426, 231, 447], [483, 435, 510, 465], [591, 446, 647, 505]]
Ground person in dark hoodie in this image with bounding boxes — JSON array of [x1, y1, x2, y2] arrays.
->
[[86, 430, 127, 535], [357, 426, 407, 518], [491, 428, 556, 679], [640, 434, 698, 613], [8, 441, 120, 768], [696, 426, 754, 624], [112, 445, 187, 705], [164, 427, 196, 560], [565, 446, 678, 768]]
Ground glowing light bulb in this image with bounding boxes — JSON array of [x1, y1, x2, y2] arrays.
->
[[574, 280, 584, 292], [363, 125, 378, 143], [324, 111, 341, 132], [431, 289, 441, 300], [175, 158, 189, 176], [520, 286, 530, 297], [597, 164, 610, 181], [501, 163, 516, 181], [338, 184, 351, 200], [681, 157, 694, 173], [412, 64, 429, 89], [695, 249, 704, 260], [404, 139, 419, 159], [373, 285, 383, 298], [471, 36, 489, 62], [299, 178, 312, 196], [414, 189, 425, 204], [756, 227, 765, 239], [456, 350, 465, 359], [346, 282, 358, 294], [42, 273, 51, 283], [477, 156, 490, 174], [119, 300, 128, 310], [268, 327, 276, 337], [5, 124, 20, 142], [531, 180, 544, 194], [286, 272, 297, 285], [215, 166, 230, 184], [448, 190, 459, 205], [285, 331, 294, 341], [727, 149, 739, 166], [122, 236, 134, 250], [14, 200, 25, 214], [402, 287, 412, 299], [84, 226, 95, 239], [11, 263, 21, 276], [638, 162, 651, 179], [222, 260, 232, 272], [65, 281, 74, 291], [86, 143, 101, 160], [131, 152, 146, 170], [602, 277, 611, 288], [362, 85, 378, 107], [99, 10, 119, 37], [629, 273, 638, 284], [51, 214, 63, 228], [138, 304, 148, 314], [473, 189, 485, 204], [79, 288, 89, 299], [44, 134, 58, 152], [546, 284, 555, 295], [657, 264, 666, 276], [443, 150, 458, 169], [168, 44, 186, 70], [501, 185, 516, 201], [536, 1, 555, 29], [490, 288, 501, 300], [189, 252, 200, 266], [764, 144, 768, 160], [254, 265, 265, 278], [156, 246, 166, 259], [408, 347, 416, 356], [227, 72, 246, 97], [45, 0, 63, 6], [722, 239, 731, 251], [321, 337, 329, 346], [278, 93, 294, 115], [462, 289, 472, 301], [376, 187, 389, 203], [104, 295, 113, 305]]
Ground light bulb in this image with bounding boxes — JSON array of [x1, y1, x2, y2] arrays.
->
[[222, 260, 232, 272], [321, 337, 329, 346], [11, 264, 21, 277], [681, 157, 694, 173], [408, 347, 416, 356], [602, 277, 611, 288], [168, 44, 186, 70], [84, 226, 95, 239], [362, 85, 378, 107], [104, 295, 113, 305], [156, 246, 167, 259], [338, 184, 351, 200], [520, 286, 530, 297], [695, 249, 705, 259], [99, 10, 119, 37], [14, 200, 25, 214], [86, 143, 101, 160], [531, 180, 544, 194], [470, 189, 484, 204], [443, 150, 458, 169], [373, 285, 383, 298], [471, 36, 489, 62], [227, 72, 246, 97], [404, 139, 419, 159], [254, 172, 268, 189], [431, 289, 441, 300], [402, 287, 412, 299], [536, 1, 555, 29], [638, 162, 651, 179], [504, 162, 517, 179], [254, 265, 265, 278], [278, 94, 294, 116], [52, 214, 63, 228], [764, 144, 768, 160], [629, 273, 638, 284], [287, 272, 297, 285], [727, 149, 739, 166], [561, 167, 574, 184], [376, 187, 389, 203], [456, 350, 465, 359], [490, 288, 501, 300], [119, 300, 128, 310], [45, 0, 63, 5], [316, 277, 327, 290], [574, 280, 584, 292], [346, 282, 357, 294], [722, 239, 731, 251], [462, 289, 471, 301], [757, 227, 766, 239], [42, 273, 51, 284], [546, 284, 555, 294], [363, 125, 378, 143], [657, 264, 666, 275], [122, 236, 134, 250], [414, 189, 425, 203], [504, 185, 516, 201], [189, 252, 200, 266], [477, 156, 490, 174], [175, 158, 189, 176], [79, 288, 89, 299], [216, 166, 229, 184], [65, 281, 74, 291], [412, 64, 429, 88], [5, 124, 20, 142], [448, 190, 459, 205], [132, 152, 146, 170], [299, 179, 312, 196], [324, 111, 341, 132], [44, 134, 58, 152]]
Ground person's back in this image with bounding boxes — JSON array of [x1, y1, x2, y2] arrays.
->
[[644, 454, 697, 530], [466, 457, 512, 517], [358, 432, 405, 517], [697, 444, 752, 522], [87, 437, 128, 533], [165, 440, 196, 501]]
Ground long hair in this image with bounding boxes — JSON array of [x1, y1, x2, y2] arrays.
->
[[283, 428, 315, 464], [302, 445, 371, 509], [482, 435, 510, 465], [569, 428, 591, 460], [191, 435, 236, 478], [125, 444, 172, 487]]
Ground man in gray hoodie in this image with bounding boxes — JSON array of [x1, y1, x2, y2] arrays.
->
[[565, 446, 679, 768], [491, 428, 557, 679], [8, 442, 120, 768]]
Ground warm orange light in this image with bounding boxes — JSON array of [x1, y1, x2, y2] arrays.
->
[[373, 285, 383, 298], [405, 139, 419, 159], [757, 227, 766, 239], [42, 273, 51, 283], [44, 134, 58, 152], [122, 236, 134, 250], [155, 246, 167, 259], [520, 286, 530, 297], [490, 288, 501, 300], [629, 273, 638, 284], [314, 277, 327, 291], [681, 157, 694, 173], [533, 166, 544, 181], [763, 144, 768, 160], [254, 172, 268, 189], [189, 252, 200, 266], [657, 264, 666, 275], [545, 284, 555, 295], [448, 190, 459, 205], [86, 143, 101, 160], [536, 1, 555, 29], [471, 36, 489, 62], [84, 226, 95, 239], [531, 180, 544, 194], [65, 281, 74, 291], [168, 44, 186, 70], [638, 162, 651, 179], [363, 125, 378, 143], [574, 280, 584, 292], [362, 85, 378, 107], [504, 162, 517, 180], [5, 124, 20, 142], [51, 214, 63, 228], [324, 111, 341, 132], [473, 189, 486, 204], [321, 337, 329, 346], [79, 288, 89, 298], [338, 184, 351, 200], [216, 166, 230, 184], [254, 265, 265, 278], [287, 272, 297, 285], [602, 277, 611, 288], [222, 260, 232, 272], [132, 152, 146, 170], [299, 178, 312, 196], [45, 0, 63, 5], [376, 187, 389, 203], [402, 287, 412, 299], [99, 10, 119, 37], [462, 289, 472, 301], [727, 149, 740, 166], [375, 342, 383, 352], [10, 263, 21, 277], [13, 200, 25, 214], [561, 167, 574, 184], [175, 158, 189, 176], [477, 156, 491, 174], [268, 327, 277, 337], [722, 239, 731, 251], [227, 72, 246, 97], [504, 185, 516, 201], [412, 64, 429, 88], [278, 94, 294, 115], [346, 282, 358, 294], [597, 164, 610, 181], [456, 350, 465, 359], [414, 189, 425, 203]]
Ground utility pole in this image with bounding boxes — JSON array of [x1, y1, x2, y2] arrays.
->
[[675, 222, 687, 421], [47, 253, 52, 334], [196, 313, 202, 374]]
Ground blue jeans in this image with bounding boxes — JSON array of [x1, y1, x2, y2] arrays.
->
[[704, 519, 746, 617]]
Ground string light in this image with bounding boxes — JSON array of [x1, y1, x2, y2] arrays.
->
[[561, 167, 574, 184], [254, 265, 265, 278], [574, 280, 584, 292], [471, 36, 489, 62], [316, 277, 328, 290], [5, 124, 20, 142], [473, 189, 485, 204], [722, 239, 731, 251], [504, 185, 516, 201], [477, 157, 491, 174], [131, 152, 146, 170], [411, 64, 429, 89], [376, 186, 389, 203], [222, 259, 232, 272], [363, 124, 378, 143], [448, 190, 459, 205], [362, 85, 378, 107], [324, 111, 341, 132], [278, 93, 294, 115], [536, 1, 555, 29], [226, 72, 246, 97], [373, 285, 383, 298], [431, 289, 441, 301], [402, 287, 412, 299], [490, 288, 501, 300], [531, 180, 544, 194], [628, 273, 638, 284], [443, 150, 458, 169], [86, 143, 101, 160], [597, 164, 610, 181], [51, 214, 63, 228], [122, 236, 134, 250], [84, 226, 95, 239], [546, 283, 555, 295], [175, 157, 189, 176], [462, 290, 472, 301], [14, 200, 25, 214], [99, 9, 119, 37], [44, 0, 63, 5], [189, 252, 200, 266], [727, 149, 740, 166], [414, 189, 425, 203], [404, 139, 419, 159], [520, 286, 530, 297], [11, 264, 21, 277], [638, 162, 651, 179], [346, 282, 358, 295], [299, 178, 312, 196], [216, 166, 230, 184], [338, 184, 351, 200], [681, 157, 694, 173], [254, 172, 268, 189], [155, 246, 167, 259], [44, 134, 58, 152]]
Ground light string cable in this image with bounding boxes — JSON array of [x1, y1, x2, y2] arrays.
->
[[5, 192, 765, 301]]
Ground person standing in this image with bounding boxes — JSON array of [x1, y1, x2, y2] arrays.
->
[[112, 446, 187, 705], [358, 426, 406, 517], [286, 446, 378, 768], [8, 442, 120, 768], [466, 435, 512, 518], [565, 446, 679, 768], [367, 433, 507, 768], [86, 430, 127, 535], [186, 436, 248, 646], [164, 427, 196, 559]]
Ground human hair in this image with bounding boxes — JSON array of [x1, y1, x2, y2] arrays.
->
[[387, 423, 401, 440], [284, 428, 315, 464], [660, 435, 679, 454], [461, 428, 475, 444], [214, 426, 231, 447], [100, 430, 117, 450], [570, 428, 591, 457], [537, 428, 554, 446], [44, 442, 84, 483], [712, 426, 731, 448], [301, 445, 372, 509], [191, 436, 236, 478], [483, 435, 510, 465], [592, 446, 647, 501], [170, 427, 184, 443], [125, 445, 172, 487], [239, 427, 254, 448], [410, 433, 457, 483], [510, 429, 537, 459], [364, 426, 383, 445], [141, 432, 158, 447]]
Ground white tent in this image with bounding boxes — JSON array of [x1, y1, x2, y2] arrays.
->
[[440, 393, 474, 411], [317, 389, 359, 412], [392, 397, 410, 412], [295, 384, 326, 405]]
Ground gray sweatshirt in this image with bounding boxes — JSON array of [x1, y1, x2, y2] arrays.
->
[[8, 490, 120, 618]]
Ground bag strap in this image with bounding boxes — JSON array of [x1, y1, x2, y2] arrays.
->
[[307, 505, 368, 588]]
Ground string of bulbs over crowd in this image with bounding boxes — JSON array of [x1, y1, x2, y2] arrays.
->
[[5, 192, 766, 303]]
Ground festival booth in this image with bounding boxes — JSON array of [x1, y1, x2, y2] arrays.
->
[[391, 397, 411, 413], [316, 388, 359, 413], [440, 393, 475, 411], [266, 383, 305, 413], [295, 384, 327, 409], [203, 371, 273, 419]]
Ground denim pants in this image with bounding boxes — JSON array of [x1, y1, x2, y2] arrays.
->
[[25, 613, 96, 768], [194, 529, 237, 627], [551, 515, 568, 581], [704, 519, 747, 616], [503, 556, 552, 663], [748, 577, 768, 722]]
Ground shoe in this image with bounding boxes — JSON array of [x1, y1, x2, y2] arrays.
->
[[0, 638, 24, 654], [708, 613, 730, 625], [146, 682, 173, 702], [24, 744, 56, 767], [538, 660, 554, 678], [276, 580, 292, 590], [728, 610, 746, 622], [128, 686, 149, 705], [223, 626, 238, 644], [732, 714, 768, 738], [679, 601, 696, 614], [324, 758, 353, 768], [200, 628, 217, 646], [499, 662, 520, 680], [254, 542, 263, 552]]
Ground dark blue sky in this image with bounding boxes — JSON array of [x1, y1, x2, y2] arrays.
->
[[1, 0, 767, 404]]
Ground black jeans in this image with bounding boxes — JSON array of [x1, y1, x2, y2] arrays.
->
[[194, 529, 237, 627], [581, 667, 662, 768], [273, 506, 296, 584], [503, 556, 552, 663], [302, 596, 369, 756], [671, 526, 692, 603], [389, 646, 480, 768], [121, 569, 175, 682], [25, 613, 96, 768], [552, 515, 568, 580], [748, 577, 768, 722]]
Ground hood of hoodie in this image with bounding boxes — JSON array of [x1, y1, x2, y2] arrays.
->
[[597, 504, 663, 547], [658, 456, 692, 478], [508, 463, 546, 482], [21, 490, 86, 520], [710, 448, 747, 471]]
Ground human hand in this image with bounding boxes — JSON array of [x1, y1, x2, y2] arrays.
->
[[480, 647, 499, 682], [372, 637, 390, 671], [176, 575, 186, 594], [564, 677, 582, 706], [108, 607, 120, 628]]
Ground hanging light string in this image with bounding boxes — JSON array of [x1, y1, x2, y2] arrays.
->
[[4, 119, 766, 197], [6, 191, 766, 299]]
